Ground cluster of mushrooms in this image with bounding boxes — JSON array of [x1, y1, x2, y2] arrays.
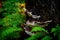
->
[[20, 4, 52, 35]]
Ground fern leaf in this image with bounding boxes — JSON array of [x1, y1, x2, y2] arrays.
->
[[41, 36, 52, 40], [31, 26, 48, 33]]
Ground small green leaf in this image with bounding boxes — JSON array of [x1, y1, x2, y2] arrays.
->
[[51, 28, 57, 33], [31, 27, 48, 33], [41, 36, 51, 40]]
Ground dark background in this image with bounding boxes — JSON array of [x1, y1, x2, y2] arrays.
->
[[25, 0, 60, 24]]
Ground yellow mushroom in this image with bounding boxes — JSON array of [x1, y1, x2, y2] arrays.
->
[[20, 3, 25, 8]]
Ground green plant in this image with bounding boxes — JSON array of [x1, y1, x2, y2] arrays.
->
[[0, 0, 60, 40]]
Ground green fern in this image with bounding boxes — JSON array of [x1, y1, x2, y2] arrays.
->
[[1, 13, 26, 27], [25, 33, 45, 40], [25, 25, 48, 40], [41, 36, 52, 40], [0, 26, 22, 40], [51, 24, 60, 36], [31, 25, 48, 33]]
